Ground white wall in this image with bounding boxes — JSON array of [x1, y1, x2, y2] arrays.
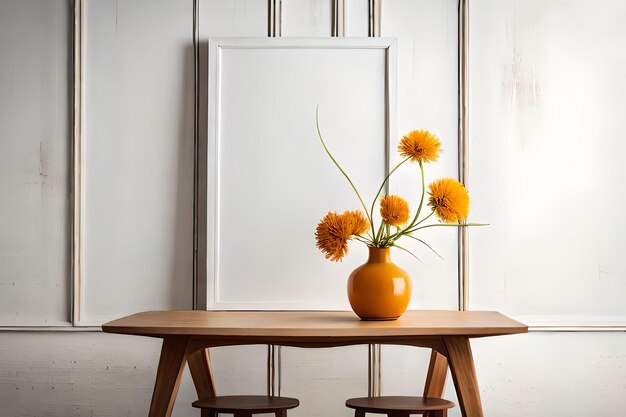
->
[[0, 0, 70, 326], [469, 0, 626, 326], [1, 1, 626, 417], [82, 0, 195, 325]]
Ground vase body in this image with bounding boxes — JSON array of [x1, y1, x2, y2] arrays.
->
[[347, 247, 412, 320]]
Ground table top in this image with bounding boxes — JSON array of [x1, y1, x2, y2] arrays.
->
[[102, 310, 527, 339]]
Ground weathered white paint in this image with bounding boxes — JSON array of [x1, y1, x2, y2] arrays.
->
[[281, 346, 368, 417], [0, 0, 71, 326], [468, 0, 626, 325], [0, 332, 268, 417], [199, 0, 267, 38], [81, 0, 195, 325], [473, 332, 626, 416], [4, 1, 626, 417], [345, 0, 369, 37], [281, 0, 333, 36]]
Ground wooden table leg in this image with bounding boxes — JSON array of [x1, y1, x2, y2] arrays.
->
[[443, 336, 484, 417], [148, 337, 190, 417], [423, 349, 448, 398], [188, 347, 217, 399]]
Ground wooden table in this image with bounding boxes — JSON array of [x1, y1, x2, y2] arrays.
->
[[102, 310, 527, 417]]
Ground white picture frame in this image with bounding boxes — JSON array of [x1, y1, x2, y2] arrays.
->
[[201, 37, 397, 310]]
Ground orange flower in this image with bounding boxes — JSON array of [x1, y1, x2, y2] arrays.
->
[[344, 210, 370, 236], [398, 130, 442, 163], [428, 178, 469, 223], [380, 195, 410, 226], [315, 211, 369, 262]]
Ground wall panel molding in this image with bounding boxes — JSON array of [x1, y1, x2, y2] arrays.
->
[[71, 0, 85, 326], [457, 0, 469, 312], [268, 0, 282, 37], [332, 0, 346, 36], [368, 0, 380, 36]]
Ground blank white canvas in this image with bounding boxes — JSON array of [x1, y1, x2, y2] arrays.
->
[[207, 39, 395, 309]]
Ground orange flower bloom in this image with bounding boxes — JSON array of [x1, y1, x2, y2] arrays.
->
[[428, 178, 469, 223], [315, 210, 369, 262], [344, 210, 370, 236], [398, 130, 442, 163], [380, 195, 410, 226]]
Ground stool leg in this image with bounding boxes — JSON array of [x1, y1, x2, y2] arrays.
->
[[355, 410, 366, 417]]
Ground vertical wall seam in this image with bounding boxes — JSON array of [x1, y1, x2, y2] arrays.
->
[[268, 0, 274, 36], [342, 0, 347, 35], [278, 0, 282, 36], [367, 1, 383, 394], [71, 0, 85, 326], [332, 0, 346, 36], [268, 0, 282, 37], [458, 0, 470, 311], [266, 1, 282, 393], [192, 0, 200, 310], [332, 0, 338, 36]]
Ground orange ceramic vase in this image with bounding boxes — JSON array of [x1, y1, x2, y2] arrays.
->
[[347, 247, 412, 320]]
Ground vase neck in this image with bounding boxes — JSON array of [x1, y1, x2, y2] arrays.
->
[[368, 247, 391, 263]]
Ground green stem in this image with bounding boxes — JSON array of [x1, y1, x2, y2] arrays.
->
[[403, 234, 444, 260], [406, 161, 426, 230], [392, 244, 423, 264], [405, 222, 489, 234], [380, 162, 428, 246], [384, 210, 435, 245], [375, 220, 386, 246], [316, 107, 374, 239], [353, 235, 373, 245], [413, 210, 435, 228], [369, 157, 410, 239]]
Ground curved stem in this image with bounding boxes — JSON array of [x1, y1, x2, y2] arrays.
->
[[413, 210, 435, 228], [316, 107, 374, 239], [384, 210, 435, 246], [406, 161, 426, 230], [373, 220, 383, 247], [403, 234, 444, 260], [380, 162, 428, 246], [392, 244, 423, 264], [369, 157, 410, 239], [353, 235, 373, 245]]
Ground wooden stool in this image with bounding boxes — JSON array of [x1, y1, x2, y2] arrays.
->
[[346, 396, 454, 417], [192, 395, 299, 417]]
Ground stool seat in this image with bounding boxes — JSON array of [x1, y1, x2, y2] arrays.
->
[[192, 395, 299, 415], [346, 396, 454, 417]]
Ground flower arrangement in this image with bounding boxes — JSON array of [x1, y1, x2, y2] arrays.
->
[[314, 109, 484, 263]]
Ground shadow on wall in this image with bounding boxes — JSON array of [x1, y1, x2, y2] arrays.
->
[[169, 43, 196, 308], [195, 40, 210, 308]]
